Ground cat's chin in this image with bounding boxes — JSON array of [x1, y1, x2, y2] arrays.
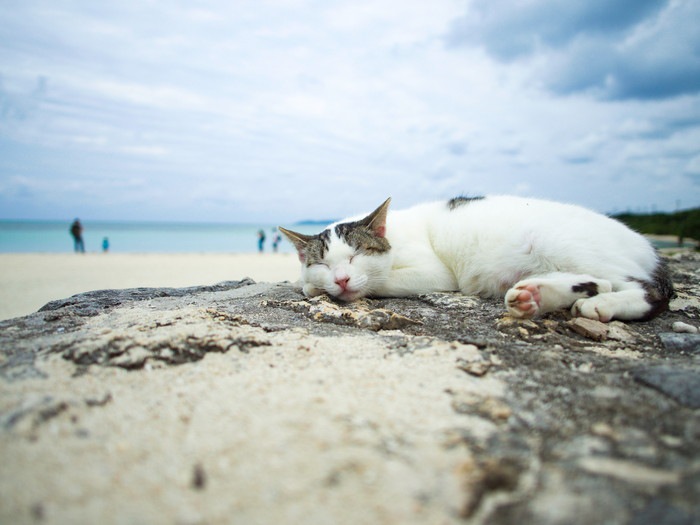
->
[[335, 289, 365, 302]]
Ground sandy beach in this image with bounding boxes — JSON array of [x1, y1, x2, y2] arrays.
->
[[0, 253, 301, 321], [1, 235, 695, 322]]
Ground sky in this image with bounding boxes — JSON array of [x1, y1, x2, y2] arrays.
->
[[1, 0, 699, 224]]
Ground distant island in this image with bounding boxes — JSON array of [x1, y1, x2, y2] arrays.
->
[[612, 207, 700, 247], [293, 209, 700, 248], [295, 219, 338, 226], [296, 209, 700, 248]]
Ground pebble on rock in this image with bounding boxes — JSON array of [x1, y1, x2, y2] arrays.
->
[[567, 318, 609, 341], [672, 321, 698, 334]]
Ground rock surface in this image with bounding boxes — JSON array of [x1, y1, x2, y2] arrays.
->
[[1, 254, 699, 524]]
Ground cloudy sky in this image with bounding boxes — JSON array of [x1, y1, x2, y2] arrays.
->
[[1, 0, 699, 223]]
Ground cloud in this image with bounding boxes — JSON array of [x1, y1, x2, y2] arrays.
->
[[616, 112, 700, 140], [88, 80, 208, 111], [0, 75, 47, 122], [446, 0, 666, 58], [446, 141, 468, 156], [560, 133, 605, 165], [446, 0, 700, 101], [0, 0, 698, 222], [685, 155, 700, 178]]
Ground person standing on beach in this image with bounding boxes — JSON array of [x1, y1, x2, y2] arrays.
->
[[257, 229, 266, 253], [70, 219, 85, 253], [272, 230, 282, 253]]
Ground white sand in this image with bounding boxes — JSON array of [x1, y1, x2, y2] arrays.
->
[[0, 253, 301, 321]]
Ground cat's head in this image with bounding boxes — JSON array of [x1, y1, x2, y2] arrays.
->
[[279, 198, 392, 301]]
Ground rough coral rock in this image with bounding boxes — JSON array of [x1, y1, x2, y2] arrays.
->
[[1, 254, 699, 524]]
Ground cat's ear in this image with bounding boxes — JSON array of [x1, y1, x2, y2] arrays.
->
[[278, 226, 313, 262], [360, 198, 391, 238]]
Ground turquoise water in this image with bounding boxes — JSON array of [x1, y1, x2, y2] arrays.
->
[[1, 220, 688, 254], [0, 221, 323, 254]]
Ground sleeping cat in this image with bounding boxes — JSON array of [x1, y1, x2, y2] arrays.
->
[[279, 196, 674, 322]]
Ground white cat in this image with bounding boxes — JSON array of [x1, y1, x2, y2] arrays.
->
[[279, 196, 673, 322]]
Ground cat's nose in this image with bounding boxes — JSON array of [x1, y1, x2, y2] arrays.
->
[[335, 276, 350, 291]]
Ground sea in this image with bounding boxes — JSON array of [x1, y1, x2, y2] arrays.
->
[[0, 220, 324, 254], [0, 220, 687, 254]]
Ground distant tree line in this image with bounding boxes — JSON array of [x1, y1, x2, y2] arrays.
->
[[612, 207, 700, 245]]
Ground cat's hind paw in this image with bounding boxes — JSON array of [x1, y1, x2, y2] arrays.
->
[[572, 297, 613, 322], [505, 283, 541, 319], [505, 274, 614, 319]]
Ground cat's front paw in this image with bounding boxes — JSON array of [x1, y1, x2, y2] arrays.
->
[[505, 283, 541, 319], [302, 283, 324, 298]]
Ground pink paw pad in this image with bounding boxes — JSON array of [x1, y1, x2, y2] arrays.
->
[[514, 284, 540, 311], [505, 283, 542, 318]]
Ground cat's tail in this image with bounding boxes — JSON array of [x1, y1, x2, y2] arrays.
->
[[638, 257, 675, 321]]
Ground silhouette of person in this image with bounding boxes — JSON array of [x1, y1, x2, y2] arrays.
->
[[257, 229, 266, 253], [102, 237, 110, 253], [70, 219, 85, 253], [272, 232, 281, 253]]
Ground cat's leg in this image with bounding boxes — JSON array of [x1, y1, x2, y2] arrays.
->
[[572, 274, 673, 322], [505, 273, 612, 319], [572, 289, 648, 322], [376, 264, 458, 297]]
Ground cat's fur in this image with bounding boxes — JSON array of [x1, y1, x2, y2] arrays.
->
[[279, 196, 674, 322]]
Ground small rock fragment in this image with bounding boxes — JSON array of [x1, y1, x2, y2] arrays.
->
[[450, 392, 512, 421], [658, 332, 700, 353], [590, 422, 617, 440], [567, 318, 608, 341], [358, 309, 421, 331], [457, 360, 491, 377], [542, 319, 559, 331], [290, 297, 421, 331], [578, 457, 680, 487], [672, 321, 698, 334], [606, 322, 636, 343], [633, 366, 700, 408]]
